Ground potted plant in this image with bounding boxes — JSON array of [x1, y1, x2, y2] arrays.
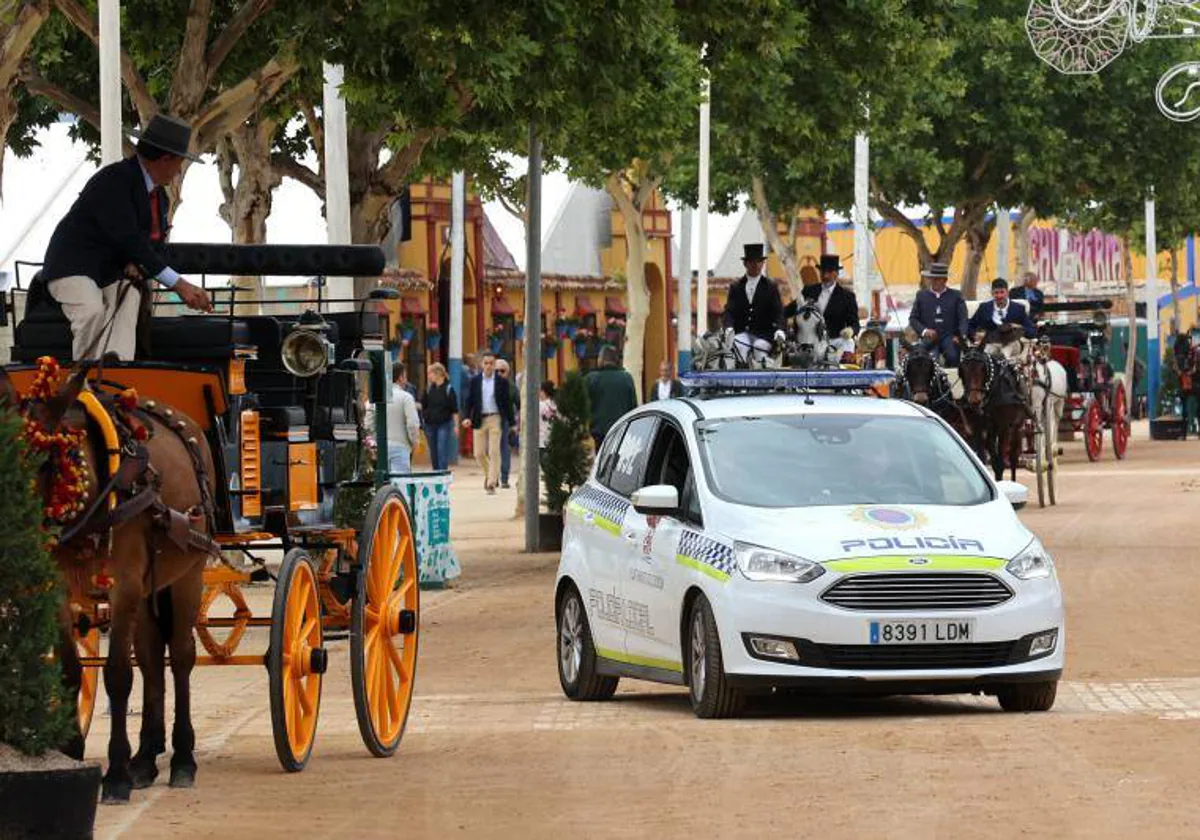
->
[[539, 371, 592, 551], [605, 316, 625, 345], [573, 327, 593, 359], [399, 317, 417, 343], [487, 323, 506, 354], [425, 324, 442, 352], [541, 332, 558, 360], [0, 403, 101, 839], [1152, 345, 1187, 440]]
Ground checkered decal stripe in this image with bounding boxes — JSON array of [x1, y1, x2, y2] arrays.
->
[[677, 530, 735, 578], [572, 484, 630, 526]]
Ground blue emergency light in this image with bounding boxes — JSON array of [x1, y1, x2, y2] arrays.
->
[[680, 369, 895, 395]]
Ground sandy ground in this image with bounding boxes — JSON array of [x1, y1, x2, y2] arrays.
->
[[84, 424, 1200, 840]]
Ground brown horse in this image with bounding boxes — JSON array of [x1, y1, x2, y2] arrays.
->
[[896, 346, 973, 442], [958, 348, 1026, 482], [0, 365, 214, 804]]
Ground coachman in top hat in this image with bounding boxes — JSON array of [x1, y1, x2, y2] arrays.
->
[[722, 243, 784, 363], [39, 113, 213, 362], [784, 254, 860, 338]]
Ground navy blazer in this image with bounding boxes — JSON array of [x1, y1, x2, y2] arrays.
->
[[968, 300, 1036, 339], [909, 287, 969, 340], [1010, 285, 1045, 320], [42, 156, 170, 289], [463, 373, 515, 428], [722, 275, 783, 340]]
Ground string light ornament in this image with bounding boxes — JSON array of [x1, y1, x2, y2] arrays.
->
[[22, 356, 90, 535], [1027, 0, 1200, 121]]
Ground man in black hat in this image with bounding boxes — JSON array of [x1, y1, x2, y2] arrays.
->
[[42, 113, 213, 361], [785, 254, 860, 338], [722, 243, 784, 363], [908, 262, 968, 366]]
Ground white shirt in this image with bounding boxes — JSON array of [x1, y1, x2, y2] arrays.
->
[[656, 380, 672, 400], [480, 374, 499, 414], [817, 281, 836, 314], [745, 273, 762, 302], [993, 304, 1008, 326]]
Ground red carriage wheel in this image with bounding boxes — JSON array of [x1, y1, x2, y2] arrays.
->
[[1112, 385, 1130, 459], [1084, 399, 1104, 461]]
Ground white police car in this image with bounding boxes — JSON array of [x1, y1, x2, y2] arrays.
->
[[554, 370, 1064, 718]]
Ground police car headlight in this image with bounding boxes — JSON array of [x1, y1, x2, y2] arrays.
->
[[1006, 538, 1054, 580], [735, 542, 825, 584]]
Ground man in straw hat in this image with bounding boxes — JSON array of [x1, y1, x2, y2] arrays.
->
[[41, 113, 213, 361], [722, 243, 785, 364], [908, 262, 968, 366]]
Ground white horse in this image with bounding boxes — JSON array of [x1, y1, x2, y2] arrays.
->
[[1030, 355, 1068, 459], [784, 303, 842, 369], [691, 331, 739, 371]]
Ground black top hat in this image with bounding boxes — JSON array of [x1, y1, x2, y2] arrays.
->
[[819, 254, 842, 273], [921, 262, 950, 280], [130, 114, 201, 161], [742, 243, 767, 262]]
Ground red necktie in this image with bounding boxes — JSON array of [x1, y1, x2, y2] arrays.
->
[[149, 190, 162, 242]]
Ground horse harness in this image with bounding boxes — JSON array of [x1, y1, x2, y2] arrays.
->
[[57, 391, 222, 562]]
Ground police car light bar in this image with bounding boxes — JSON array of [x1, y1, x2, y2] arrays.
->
[[680, 369, 895, 394]]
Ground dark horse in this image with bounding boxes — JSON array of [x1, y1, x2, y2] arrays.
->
[[958, 347, 1027, 481], [896, 345, 972, 441]]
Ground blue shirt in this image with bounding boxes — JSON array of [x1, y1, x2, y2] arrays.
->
[[137, 159, 180, 289]]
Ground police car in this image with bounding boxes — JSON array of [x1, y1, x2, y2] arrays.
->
[[554, 370, 1064, 718]]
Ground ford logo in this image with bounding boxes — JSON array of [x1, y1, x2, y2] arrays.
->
[[908, 557, 930, 566]]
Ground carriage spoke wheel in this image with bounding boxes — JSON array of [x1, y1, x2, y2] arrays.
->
[[268, 549, 325, 773], [1084, 400, 1104, 461], [1112, 386, 1130, 459], [1043, 403, 1058, 506], [1033, 422, 1046, 508], [75, 625, 100, 737], [352, 485, 419, 758]]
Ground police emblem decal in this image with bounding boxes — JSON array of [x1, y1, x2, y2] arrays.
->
[[851, 506, 928, 531]]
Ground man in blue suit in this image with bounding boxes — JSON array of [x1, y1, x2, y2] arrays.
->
[[908, 262, 968, 366], [969, 278, 1037, 343]]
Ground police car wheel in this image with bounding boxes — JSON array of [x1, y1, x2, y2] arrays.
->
[[556, 585, 619, 701], [996, 680, 1057, 713], [686, 595, 744, 719]]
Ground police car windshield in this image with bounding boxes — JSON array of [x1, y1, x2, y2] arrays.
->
[[696, 414, 991, 508]]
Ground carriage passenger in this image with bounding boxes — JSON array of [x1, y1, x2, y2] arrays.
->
[[969, 278, 1037, 350], [722, 243, 786, 365], [908, 262, 968, 366]]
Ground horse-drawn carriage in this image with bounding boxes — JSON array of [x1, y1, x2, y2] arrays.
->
[[1041, 300, 1131, 462], [1, 245, 419, 798]]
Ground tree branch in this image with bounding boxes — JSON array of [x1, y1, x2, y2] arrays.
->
[[0, 0, 49, 84], [299, 97, 322, 162], [272, 151, 322, 196], [191, 52, 299, 152], [373, 130, 437, 195], [871, 182, 932, 269], [751, 175, 800, 295], [171, 0, 213, 113], [206, 0, 274, 86], [21, 62, 102, 132], [52, 0, 156, 120]]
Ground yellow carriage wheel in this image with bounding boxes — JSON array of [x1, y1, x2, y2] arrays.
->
[[351, 485, 419, 758], [268, 549, 326, 772], [75, 625, 100, 737]]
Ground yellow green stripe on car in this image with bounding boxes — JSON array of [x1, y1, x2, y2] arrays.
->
[[596, 646, 684, 673], [566, 500, 623, 535], [824, 555, 1008, 573], [675, 554, 732, 582]]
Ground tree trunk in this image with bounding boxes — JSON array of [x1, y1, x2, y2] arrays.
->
[[216, 120, 280, 314], [961, 217, 996, 301], [605, 170, 655, 403], [750, 176, 800, 298], [1015, 206, 1036, 278], [1169, 247, 1181, 336], [1123, 236, 1137, 411], [0, 0, 51, 190]]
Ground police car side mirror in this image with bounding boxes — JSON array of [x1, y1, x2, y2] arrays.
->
[[997, 480, 1028, 511], [631, 484, 680, 516]]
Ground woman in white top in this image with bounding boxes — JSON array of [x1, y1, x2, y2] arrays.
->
[[538, 380, 558, 455]]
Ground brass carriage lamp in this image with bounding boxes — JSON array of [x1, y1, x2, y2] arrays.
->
[[281, 310, 334, 378]]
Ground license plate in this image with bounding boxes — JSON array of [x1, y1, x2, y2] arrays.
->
[[869, 619, 975, 645]]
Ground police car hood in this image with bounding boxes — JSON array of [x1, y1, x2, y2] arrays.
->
[[713, 500, 1029, 563]]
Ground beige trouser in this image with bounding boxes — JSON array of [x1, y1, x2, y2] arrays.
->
[[47, 275, 141, 361], [473, 414, 502, 489]]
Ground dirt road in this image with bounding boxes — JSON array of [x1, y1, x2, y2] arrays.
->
[[90, 428, 1200, 839]]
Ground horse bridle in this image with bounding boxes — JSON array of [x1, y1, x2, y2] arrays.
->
[[961, 349, 995, 404], [898, 352, 956, 409]]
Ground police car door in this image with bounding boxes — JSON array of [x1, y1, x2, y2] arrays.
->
[[577, 415, 659, 660], [621, 419, 695, 670]]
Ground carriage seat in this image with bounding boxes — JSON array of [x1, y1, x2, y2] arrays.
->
[[1050, 345, 1081, 393], [148, 316, 252, 361]]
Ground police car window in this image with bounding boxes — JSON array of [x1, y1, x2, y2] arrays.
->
[[603, 415, 658, 497], [645, 422, 690, 496], [595, 423, 626, 485], [696, 414, 991, 508]]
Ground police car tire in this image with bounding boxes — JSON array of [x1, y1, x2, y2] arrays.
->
[[686, 595, 744, 719], [557, 586, 619, 701], [996, 680, 1057, 713]]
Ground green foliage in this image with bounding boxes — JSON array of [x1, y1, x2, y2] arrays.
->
[[541, 371, 591, 514], [1160, 345, 1183, 417], [333, 440, 375, 529], [0, 406, 71, 756]]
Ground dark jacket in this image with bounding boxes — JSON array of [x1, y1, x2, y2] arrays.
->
[[421, 382, 458, 426], [784, 282, 860, 337], [722, 275, 783, 341], [969, 300, 1036, 340], [43, 157, 170, 288], [647, 378, 683, 401], [463, 373, 515, 428], [909, 287, 969, 341], [1009, 285, 1045, 321], [584, 366, 639, 438]]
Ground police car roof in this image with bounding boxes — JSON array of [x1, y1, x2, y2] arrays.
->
[[675, 393, 930, 421]]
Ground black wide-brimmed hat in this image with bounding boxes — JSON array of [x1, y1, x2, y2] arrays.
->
[[921, 262, 950, 280], [742, 243, 767, 262], [819, 254, 842, 273], [130, 114, 201, 161]]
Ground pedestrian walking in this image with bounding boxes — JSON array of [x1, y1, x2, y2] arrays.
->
[[584, 345, 639, 450], [421, 362, 459, 472], [462, 352, 515, 494], [496, 358, 520, 488], [365, 366, 421, 476]]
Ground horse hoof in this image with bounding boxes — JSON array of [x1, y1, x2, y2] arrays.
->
[[101, 780, 132, 804], [169, 766, 196, 789], [129, 760, 158, 789]]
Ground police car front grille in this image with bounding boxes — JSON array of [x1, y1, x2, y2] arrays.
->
[[820, 573, 1013, 611], [804, 641, 1018, 670]]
